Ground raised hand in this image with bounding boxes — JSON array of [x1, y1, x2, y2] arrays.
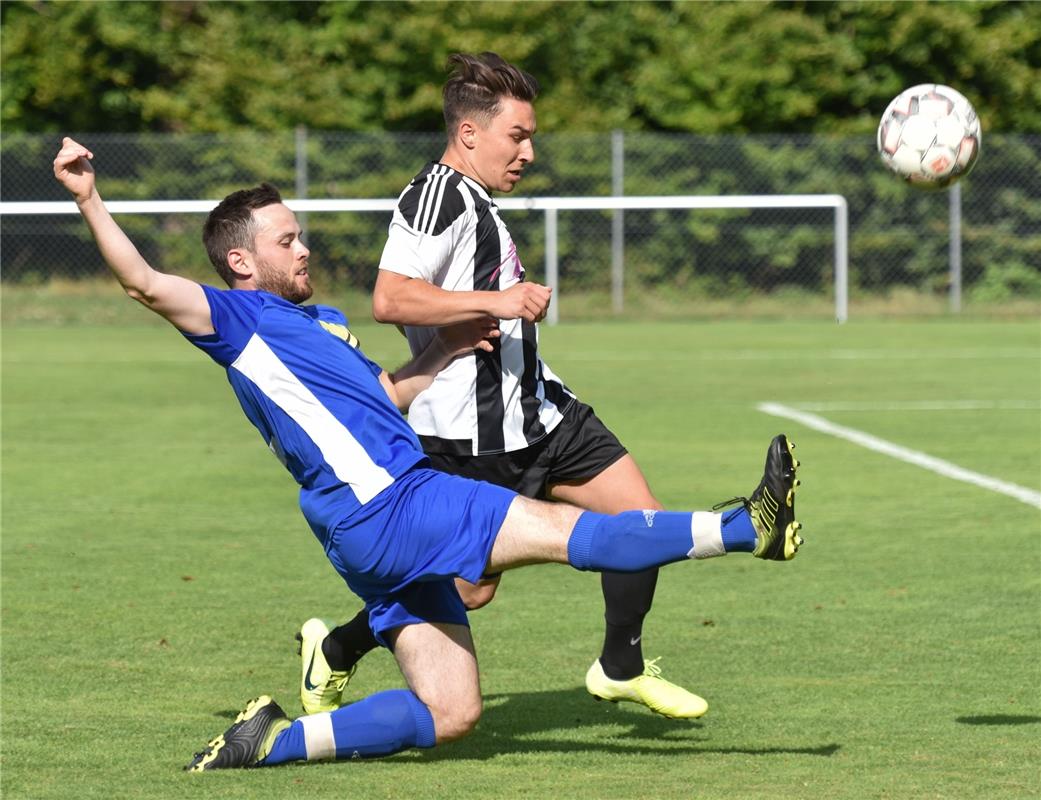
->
[[53, 137, 96, 203]]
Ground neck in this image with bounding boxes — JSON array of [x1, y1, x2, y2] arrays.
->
[[439, 146, 487, 192]]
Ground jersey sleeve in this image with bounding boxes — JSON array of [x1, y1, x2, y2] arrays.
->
[[377, 170, 470, 281], [182, 286, 263, 366], [377, 214, 460, 281]]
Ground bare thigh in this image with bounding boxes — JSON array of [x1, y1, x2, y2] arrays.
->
[[547, 453, 663, 513], [386, 622, 482, 744], [480, 454, 664, 592], [485, 495, 583, 573]]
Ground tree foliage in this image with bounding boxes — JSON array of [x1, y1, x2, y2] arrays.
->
[[3, 0, 1039, 134]]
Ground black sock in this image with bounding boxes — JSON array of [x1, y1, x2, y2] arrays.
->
[[322, 608, 379, 671], [599, 568, 659, 680]]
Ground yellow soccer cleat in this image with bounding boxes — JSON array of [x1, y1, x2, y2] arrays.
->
[[296, 617, 355, 715], [585, 658, 708, 719]]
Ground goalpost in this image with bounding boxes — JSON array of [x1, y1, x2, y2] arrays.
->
[[0, 194, 850, 323]]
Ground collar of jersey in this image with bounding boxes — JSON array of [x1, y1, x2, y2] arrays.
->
[[433, 161, 495, 204]]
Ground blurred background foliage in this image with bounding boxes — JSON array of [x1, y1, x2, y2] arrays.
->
[[4, 130, 1038, 307], [3, 0, 1040, 135], [2, 1, 1038, 312]]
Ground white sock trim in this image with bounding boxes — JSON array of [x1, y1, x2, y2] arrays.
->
[[301, 712, 337, 761], [690, 512, 725, 559]]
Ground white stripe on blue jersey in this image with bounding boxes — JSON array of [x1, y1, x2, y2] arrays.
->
[[184, 286, 427, 537], [231, 334, 394, 504]]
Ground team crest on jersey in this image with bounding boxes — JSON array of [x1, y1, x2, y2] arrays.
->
[[319, 320, 360, 349]]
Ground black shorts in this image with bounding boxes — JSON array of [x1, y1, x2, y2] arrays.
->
[[425, 400, 628, 500]]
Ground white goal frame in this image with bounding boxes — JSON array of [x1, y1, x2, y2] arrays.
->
[[1, 194, 850, 323]]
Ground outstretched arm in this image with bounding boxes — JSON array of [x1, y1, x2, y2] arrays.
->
[[52, 138, 213, 335], [379, 317, 500, 411]]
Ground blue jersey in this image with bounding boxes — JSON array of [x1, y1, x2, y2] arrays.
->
[[184, 286, 428, 538]]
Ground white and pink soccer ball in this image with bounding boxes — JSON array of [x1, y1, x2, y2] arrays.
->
[[877, 84, 981, 190]]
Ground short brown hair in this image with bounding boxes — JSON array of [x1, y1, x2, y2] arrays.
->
[[443, 52, 539, 137], [202, 183, 283, 286]]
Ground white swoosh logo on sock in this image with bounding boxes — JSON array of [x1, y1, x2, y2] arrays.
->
[[630, 636, 642, 646]]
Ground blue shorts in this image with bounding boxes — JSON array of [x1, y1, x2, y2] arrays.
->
[[324, 467, 516, 645]]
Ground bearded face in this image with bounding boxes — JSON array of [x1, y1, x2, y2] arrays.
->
[[245, 204, 313, 304], [253, 254, 313, 304]]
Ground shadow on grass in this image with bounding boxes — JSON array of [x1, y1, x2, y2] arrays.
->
[[956, 714, 1041, 726], [207, 688, 840, 769], [413, 688, 841, 762]]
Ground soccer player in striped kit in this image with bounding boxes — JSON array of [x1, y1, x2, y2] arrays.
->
[[301, 52, 709, 721]]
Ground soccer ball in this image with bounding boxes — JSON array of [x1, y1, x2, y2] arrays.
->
[[877, 84, 981, 189]]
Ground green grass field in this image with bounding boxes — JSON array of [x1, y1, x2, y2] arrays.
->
[[3, 312, 1039, 799]]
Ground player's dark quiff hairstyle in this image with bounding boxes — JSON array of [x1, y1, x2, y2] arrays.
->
[[202, 183, 283, 287], [442, 52, 539, 138]]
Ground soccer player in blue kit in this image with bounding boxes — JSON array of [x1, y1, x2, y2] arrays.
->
[[53, 137, 803, 772]]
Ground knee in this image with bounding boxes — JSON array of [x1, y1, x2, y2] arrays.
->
[[460, 582, 498, 611], [430, 696, 483, 743], [455, 575, 501, 611]]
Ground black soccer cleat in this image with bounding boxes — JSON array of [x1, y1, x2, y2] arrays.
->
[[185, 695, 292, 771], [715, 434, 803, 561]]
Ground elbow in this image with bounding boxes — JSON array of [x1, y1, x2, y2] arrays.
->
[[124, 285, 155, 307], [390, 386, 412, 413], [392, 394, 412, 414], [382, 374, 410, 413], [122, 272, 162, 308], [371, 290, 397, 324]]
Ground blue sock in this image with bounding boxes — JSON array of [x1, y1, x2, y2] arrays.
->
[[567, 507, 757, 571], [263, 689, 436, 765], [719, 506, 757, 553]]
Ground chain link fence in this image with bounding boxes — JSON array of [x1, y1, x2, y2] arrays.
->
[[2, 131, 1039, 318]]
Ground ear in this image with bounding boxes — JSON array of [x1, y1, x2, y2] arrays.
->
[[225, 248, 254, 281], [458, 119, 479, 150]]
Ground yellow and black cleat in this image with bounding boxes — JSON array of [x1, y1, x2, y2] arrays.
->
[[185, 696, 291, 771], [715, 434, 803, 561]]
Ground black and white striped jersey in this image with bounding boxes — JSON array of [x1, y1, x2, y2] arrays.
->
[[377, 161, 575, 457]]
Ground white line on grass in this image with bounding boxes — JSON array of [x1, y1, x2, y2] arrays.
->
[[758, 402, 1041, 510], [549, 348, 1038, 363], [793, 400, 1040, 412]]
